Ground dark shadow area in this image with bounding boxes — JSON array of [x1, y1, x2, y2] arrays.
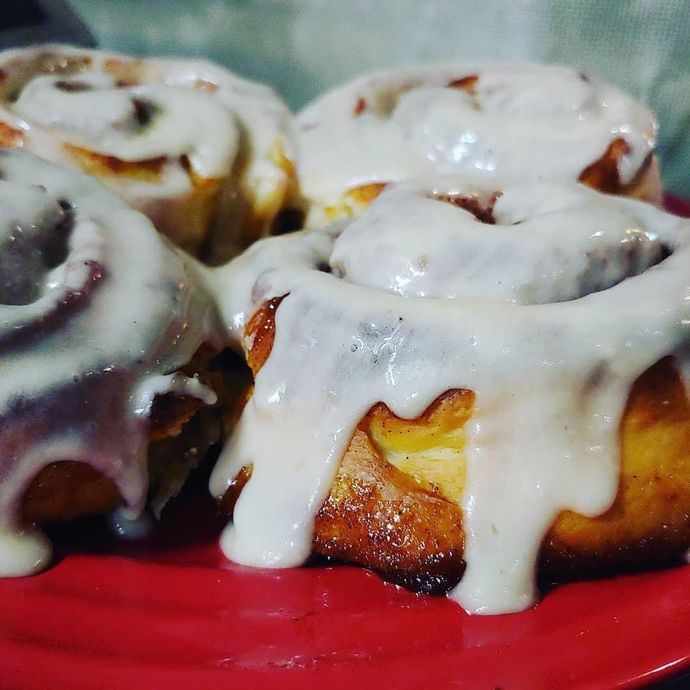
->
[[44, 451, 227, 567]]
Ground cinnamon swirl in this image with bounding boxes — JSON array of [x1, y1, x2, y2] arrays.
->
[[0, 150, 223, 576], [297, 64, 661, 225], [0, 44, 298, 260], [212, 177, 690, 614]]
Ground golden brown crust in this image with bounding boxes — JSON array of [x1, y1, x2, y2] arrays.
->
[[64, 144, 167, 181], [0, 122, 23, 148], [219, 427, 466, 594], [540, 356, 690, 580], [319, 183, 388, 223], [314, 429, 465, 593], [22, 461, 121, 524], [447, 75, 479, 91], [63, 145, 224, 255], [578, 140, 662, 204], [227, 300, 690, 593], [245, 295, 286, 376], [434, 191, 501, 224], [346, 182, 388, 206], [578, 137, 632, 193]]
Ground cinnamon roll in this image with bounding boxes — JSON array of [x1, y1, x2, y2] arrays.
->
[[297, 64, 661, 225], [0, 44, 298, 260], [212, 177, 690, 614], [0, 150, 224, 576]]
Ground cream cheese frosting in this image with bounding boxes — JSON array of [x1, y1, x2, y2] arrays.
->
[[0, 44, 297, 258], [13, 73, 237, 179], [0, 150, 220, 576], [296, 64, 657, 218], [210, 176, 690, 614]]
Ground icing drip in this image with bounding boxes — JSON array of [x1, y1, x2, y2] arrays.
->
[[0, 150, 219, 576], [297, 64, 657, 213], [108, 507, 153, 541], [210, 177, 690, 614]]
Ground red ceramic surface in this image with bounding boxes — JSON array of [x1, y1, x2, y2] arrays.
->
[[1, 195, 689, 690]]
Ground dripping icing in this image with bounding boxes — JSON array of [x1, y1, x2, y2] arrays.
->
[[0, 150, 220, 576], [210, 177, 690, 614]]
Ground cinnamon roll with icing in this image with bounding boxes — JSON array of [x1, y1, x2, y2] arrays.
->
[[0, 150, 224, 576], [0, 45, 298, 261], [297, 64, 661, 225], [212, 177, 690, 614]]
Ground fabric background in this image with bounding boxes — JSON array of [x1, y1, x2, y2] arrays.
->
[[68, 0, 690, 197]]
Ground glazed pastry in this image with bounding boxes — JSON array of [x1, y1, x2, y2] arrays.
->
[[0, 44, 298, 260], [0, 150, 224, 576], [212, 176, 690, 614], [296, 64, 661, 225]]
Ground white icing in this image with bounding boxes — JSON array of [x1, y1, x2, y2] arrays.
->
[[210, 177, 690, 614], [297, 64, 657, 215], [108, 506, 153, 541], [331, 182, 667, 303], [155, 58, 297, 197], [0, 44, 296, 255], [0, 150, 220, 576], [14, 74, 237, 179], [132, 373, 218, 418], [0, 526, 51, 577]]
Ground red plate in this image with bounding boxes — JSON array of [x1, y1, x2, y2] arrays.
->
[[1, 195, 689, 690]]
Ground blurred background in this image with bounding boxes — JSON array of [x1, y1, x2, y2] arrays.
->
[[8, 0, 690, 196]]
